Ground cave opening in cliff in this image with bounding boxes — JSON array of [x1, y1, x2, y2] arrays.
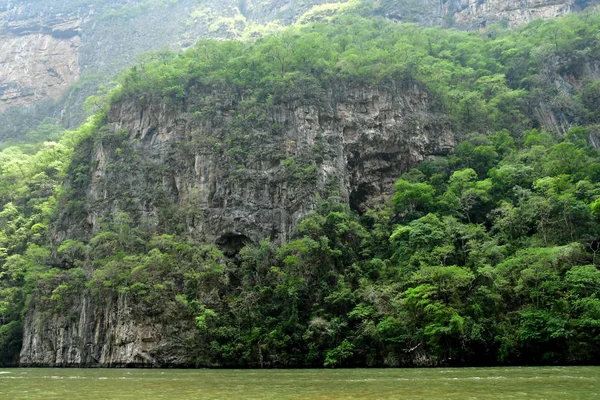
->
[[349, 183, 376, 214], [216, 233, 251, 257]]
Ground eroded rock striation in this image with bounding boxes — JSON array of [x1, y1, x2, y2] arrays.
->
[[90, 83, 452, 244], [20, 293, 194, 367]]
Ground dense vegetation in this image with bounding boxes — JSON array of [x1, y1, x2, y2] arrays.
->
[[49, 127, 600, 367], [111, 8, 600, 136], [2, 8, 600, 366]]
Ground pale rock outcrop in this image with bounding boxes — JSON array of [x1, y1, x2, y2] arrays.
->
[[444, 0, 599, 29], [20, 294, 193, 367], [0, 17, 81, 110]]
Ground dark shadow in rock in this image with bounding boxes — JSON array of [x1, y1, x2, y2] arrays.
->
[[216, 233, 251, 257], [350, 182, 376, 214]]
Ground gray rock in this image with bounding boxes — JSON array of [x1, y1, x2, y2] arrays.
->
[[20, 293, 194, 367]]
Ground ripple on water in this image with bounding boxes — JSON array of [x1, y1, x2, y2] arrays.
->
[[440, 376, 507, 381], [344, 378, 377, 382], [556, 375, 596, 380]]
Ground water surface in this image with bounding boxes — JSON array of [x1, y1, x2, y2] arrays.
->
[[1, 367, 599, 399]]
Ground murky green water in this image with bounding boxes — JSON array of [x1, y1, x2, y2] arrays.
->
[[1, 367, 600, 399]]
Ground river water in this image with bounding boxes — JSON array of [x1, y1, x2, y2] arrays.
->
[[1, 367, 599, 399]]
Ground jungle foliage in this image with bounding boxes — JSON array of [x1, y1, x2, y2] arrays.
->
[[111, 9, 600, 135]]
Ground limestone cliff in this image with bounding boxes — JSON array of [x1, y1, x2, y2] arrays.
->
[[374, 0, 599, 29], [73, 82, 452, 245], [20, 81, 453, 367], [20, 293, 195, 367], [0, 10, 81, 110]]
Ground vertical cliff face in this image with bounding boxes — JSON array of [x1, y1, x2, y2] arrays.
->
[[0, 0, 199, 114], [376, 0, 599, 29], [69, 82, 453, 245], [531, 55, 600, 133], [20, 82, 453, 367], [0, 12, 81, 110], [444, 0, 600, 29], [19, 293, 196, 367]]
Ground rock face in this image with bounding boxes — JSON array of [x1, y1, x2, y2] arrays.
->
[[20, 294, 195, 367], [377, 0, 598, 29], [0, 13, 81, 110], [444, 0, 599, 29], [86, 83, 452, 245], [20, 82, 453, 366], [0, 0, 189, 113]]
